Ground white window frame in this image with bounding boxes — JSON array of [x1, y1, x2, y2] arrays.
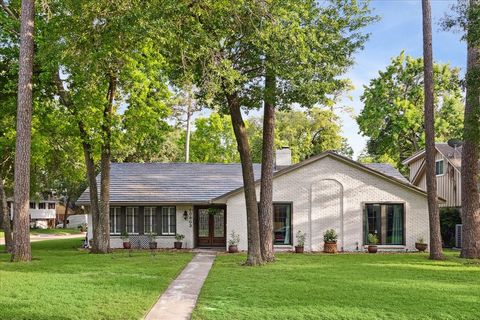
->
[[161, 207, 176, 236], [110, 207, 121, 235], [126, 207, 139, 234], [435, 159, 444, 176], [144, 207, 157, 234]]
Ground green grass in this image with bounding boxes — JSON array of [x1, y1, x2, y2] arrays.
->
[[0, 228, 83, 238], [192, 252, 480, 320], [0, 239, 193, 320]]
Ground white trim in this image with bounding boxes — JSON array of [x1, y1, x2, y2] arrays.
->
[[126, 207, 138, 234], [435, 159, 445, 176], [144, 207, 157, 234], [161, 207, 176, 235], [110, 207, 121, 235]]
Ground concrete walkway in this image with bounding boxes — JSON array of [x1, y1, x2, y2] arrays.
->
[[0, 233, 85, 245], [145, 252, 216, 320]]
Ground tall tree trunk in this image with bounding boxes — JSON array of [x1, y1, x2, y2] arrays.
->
[[0, 177, 13, 253], [227, 92, 263, 266], [259, 66, 276, 262], [63, 197, 70, 229], [12, 0, 35, 262], [185, 101, 192, 163], [53, 70, 102, 252], [461, 0, 480, 259], [422, 0, 444, 260], [92, 75, 116, 254]]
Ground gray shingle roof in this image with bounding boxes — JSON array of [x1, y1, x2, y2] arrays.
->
[[362, 163, 409, 183], [77, 163, 262, 205]]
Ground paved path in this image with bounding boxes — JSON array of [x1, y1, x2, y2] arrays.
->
[[145, 252, 216, 320], [0, 233, 85, 245]]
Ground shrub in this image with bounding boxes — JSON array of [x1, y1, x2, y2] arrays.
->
[[296, 230, 307, 247], [146, 232, 157, 242], [120, 231, 129, 241], [175, 234, 185, 241], [323, 229, 338, 243], [367, 233, 379, 245], [228, 230, 240, 246]]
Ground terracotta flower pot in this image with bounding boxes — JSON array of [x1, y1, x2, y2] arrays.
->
[[174, 241, 183, 249], [149, 242, 158, 250], [415, 242, 428, 252], [324, 241, 337, 253], [368, 245, 378, 253], [123, 241, 131, 249], [228, 245, 238, 253], [295, 246, 304, 253]]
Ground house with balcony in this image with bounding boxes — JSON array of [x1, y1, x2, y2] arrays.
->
[[7, 199, 57, 229]]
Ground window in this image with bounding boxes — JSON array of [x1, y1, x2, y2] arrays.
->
[[29, 202, 36, 209], [126, 207, 138, 234], [273, 203, 292, 245], [109, 207, 121, 235], [144, 207, 157, 234], [435, 160, 444, 176], [48, 203, 56, 209], [38, 202, 46, 209], [364, 203, 404, 245], [161, 207, 176, 235]]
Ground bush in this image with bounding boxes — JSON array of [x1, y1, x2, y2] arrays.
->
[[175, 234, 185, 241], [228, 230, 240, 246], [440, 207, 461, 248], [367, 233, 379, 245], [323, 229, 337, 243], [296, 230, 307, 247]]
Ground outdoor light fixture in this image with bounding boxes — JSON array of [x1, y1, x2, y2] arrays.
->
[[183, 210, 188, 220]]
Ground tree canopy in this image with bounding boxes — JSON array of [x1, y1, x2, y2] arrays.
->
[[357, 52, 464, 170]]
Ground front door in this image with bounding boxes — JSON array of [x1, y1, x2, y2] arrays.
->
[[196, 206, 226, 247]]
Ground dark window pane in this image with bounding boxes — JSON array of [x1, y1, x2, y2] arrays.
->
[[48, 203, 55, 209], [364, 204, 381, 244], [29, 202, 36, 209], [386, 204, 404, 245], [273, 204, 292, 245], [38, 203, 46, 209]]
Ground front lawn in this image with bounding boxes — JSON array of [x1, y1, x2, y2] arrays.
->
[[0, 239, 193, 320], [193, 252, 480, 320], [0, 228, 82, 238]]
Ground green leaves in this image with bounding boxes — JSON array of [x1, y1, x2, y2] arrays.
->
[[357, 52, 464, 171]]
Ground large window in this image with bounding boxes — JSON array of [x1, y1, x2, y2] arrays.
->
[[435, 160, 444, 176], [38, 202, 46, 209], [161, 207, 176, 235], [144, 207, 157, 234], [126, 207, 138, 234], [48, 203, 56, 209], [273, 203, 292, 245], [29, 202, 36, 209], [109, 207, 121, 235], [364, 203, 404, 245]]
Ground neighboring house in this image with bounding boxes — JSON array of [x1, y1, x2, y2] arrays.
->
[[402, 143, 462, 208], [77, 150, 432, 252], [7, 199, 57, 229]]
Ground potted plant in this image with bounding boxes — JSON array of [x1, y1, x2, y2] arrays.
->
[[147, 233, 157, 250], [295, 230, 307, 253], [228, 230, 240, 253], [323, 229, 338, 253], [367, 233, 379, 253], [121, 231, 131, 249], [174, 234, 185, 249], [415, 237, 428, 252]]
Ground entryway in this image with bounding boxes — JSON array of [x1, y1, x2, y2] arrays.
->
[[195, 205, 226, 247]]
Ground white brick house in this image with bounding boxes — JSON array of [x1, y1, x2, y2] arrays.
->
[[78, 150, 432, 252]]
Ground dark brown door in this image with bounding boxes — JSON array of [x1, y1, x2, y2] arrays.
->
[[196, 206, 226, 247]]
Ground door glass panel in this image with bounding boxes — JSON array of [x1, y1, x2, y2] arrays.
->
[[213, 209, 225, 237], [198, 209, 209, 237]]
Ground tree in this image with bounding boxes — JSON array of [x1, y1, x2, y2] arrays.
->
[[357, 53, 464, 171], [422, 0, 444, 260], [12, 0, 35, 262], [188, 113, 240, 163]]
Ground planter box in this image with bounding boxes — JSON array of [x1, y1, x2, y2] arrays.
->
[[368, 245, 378, 253], [415, 242, 428, 252], [295, 246, 304, 253], [228, 245, 238, 253], [324, 242, 337, 253], [174, 241, 183, 249], [123, 241, 131, 249]]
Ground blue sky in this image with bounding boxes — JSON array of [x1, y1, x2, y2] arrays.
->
[[343, 0, 466, 158]]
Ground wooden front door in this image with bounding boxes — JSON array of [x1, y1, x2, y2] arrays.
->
[[196, 206, 226, 247]]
